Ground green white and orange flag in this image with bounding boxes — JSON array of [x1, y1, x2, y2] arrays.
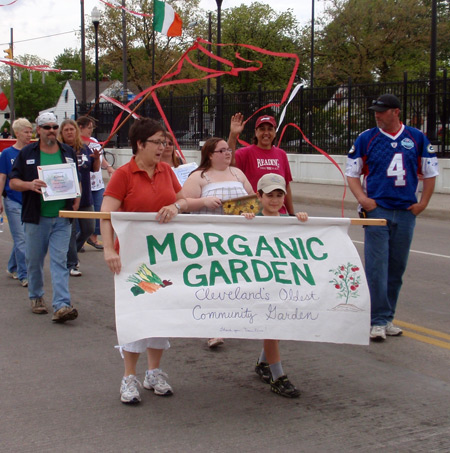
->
[[153, 0, 182, 37]]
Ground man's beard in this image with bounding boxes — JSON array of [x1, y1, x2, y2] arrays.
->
[[43, 135, 57, 146]]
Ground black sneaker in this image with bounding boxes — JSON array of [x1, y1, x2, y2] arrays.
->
[[270, 375, 300, 398], [255, 361, 271, 383]]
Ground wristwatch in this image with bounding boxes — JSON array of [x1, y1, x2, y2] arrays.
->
[[174, 202, 181, 213]]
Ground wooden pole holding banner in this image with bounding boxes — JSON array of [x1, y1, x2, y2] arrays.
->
[[59, 211, 387, 226]]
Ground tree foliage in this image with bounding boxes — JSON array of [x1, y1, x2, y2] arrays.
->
[[53, 48, 96, 84], [2, 55, 61, 120], [85, 0, 204, 95], [83, 0, 306, 96], [313, 0, 450, 85], [220, 2, 306, 92]]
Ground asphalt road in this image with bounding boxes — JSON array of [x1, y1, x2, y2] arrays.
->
[[0, 203, 449, 452]]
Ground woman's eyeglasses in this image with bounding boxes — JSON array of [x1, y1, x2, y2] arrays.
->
[[213, 148, 233, 154], [146, 139, 167, 147]]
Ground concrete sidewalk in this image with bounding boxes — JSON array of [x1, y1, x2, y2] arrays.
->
[[291, 182, 450, 220]]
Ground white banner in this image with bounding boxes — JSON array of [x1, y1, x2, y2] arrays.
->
[[112, 214, 370, 346]]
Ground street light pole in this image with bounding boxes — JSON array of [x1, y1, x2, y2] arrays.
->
[[309, 0, 315, 136], [215, 0, 223, 138], [122, 0, 128, 103], [207, 12, 212, 99], [91, 7, 101, 121], [80, 0, 86, 112], [427, 0, 437, 143]]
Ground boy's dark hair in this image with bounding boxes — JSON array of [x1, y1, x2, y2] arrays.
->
[[128, 118, 166, 155], [258, 188, 285, 196]]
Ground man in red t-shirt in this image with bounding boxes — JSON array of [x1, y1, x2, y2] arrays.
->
[[228, 113, 294, 215]]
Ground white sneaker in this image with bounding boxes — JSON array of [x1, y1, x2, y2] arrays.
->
[[144, 369, 173, 396], [370, 325, 386, 341], [6, 270, 18, 279], [386, 321, 403, 336], [120, 375, 141, 404], [70, 268, 82, 277]]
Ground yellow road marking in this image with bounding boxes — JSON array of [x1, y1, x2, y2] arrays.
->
[[402, 331, 450, 350], [391, 320, 450, 350], [395, 320, 450, 341]]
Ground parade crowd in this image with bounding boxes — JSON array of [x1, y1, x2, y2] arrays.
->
[[0, 94, 439, 404]]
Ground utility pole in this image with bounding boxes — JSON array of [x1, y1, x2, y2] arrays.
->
[[9, 28, 15, 125]]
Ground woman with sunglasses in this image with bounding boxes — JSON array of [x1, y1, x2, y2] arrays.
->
[[58, 119, 100, 277], [160, 132, 186, 168], [183, 137, 253, 348]]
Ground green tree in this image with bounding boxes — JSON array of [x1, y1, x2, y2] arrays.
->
[[85, 0, 204, 95], [53, 48, 96, 83], [220, 2, 306, 92], [313, 0, 450, 85], [2, 55, 61, 120]]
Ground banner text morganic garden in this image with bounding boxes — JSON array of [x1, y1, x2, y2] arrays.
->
[[146, 232, 329, 287]]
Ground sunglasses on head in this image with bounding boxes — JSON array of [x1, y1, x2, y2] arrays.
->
[[41, 125, 59, 130]]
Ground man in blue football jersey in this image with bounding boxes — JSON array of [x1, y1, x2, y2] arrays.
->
[[345, 94, 439, 341]]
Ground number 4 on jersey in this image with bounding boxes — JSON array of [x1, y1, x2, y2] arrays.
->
[[387, 153, 406, 186]]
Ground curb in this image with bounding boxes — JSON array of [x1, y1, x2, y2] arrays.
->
[[293, 194, 449, 221]]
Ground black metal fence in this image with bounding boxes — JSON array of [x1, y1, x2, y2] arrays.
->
[[77, 71, 449, 157]]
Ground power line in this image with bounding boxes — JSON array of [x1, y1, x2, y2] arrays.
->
[[0, 30, 77, 46]]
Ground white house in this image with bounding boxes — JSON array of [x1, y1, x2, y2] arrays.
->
[[0, 104, 11, 128], [40, 79, 128, 122]]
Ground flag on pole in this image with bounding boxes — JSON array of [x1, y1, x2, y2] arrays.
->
[[0, 86, 8, 111], [153, 0, 182, 37]]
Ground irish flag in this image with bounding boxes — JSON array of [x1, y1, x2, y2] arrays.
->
[[0, 87, 8, 111], [153, 0, 182, 37]]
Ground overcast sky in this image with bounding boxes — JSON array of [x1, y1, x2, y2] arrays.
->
[[1, 0, 327, 65]]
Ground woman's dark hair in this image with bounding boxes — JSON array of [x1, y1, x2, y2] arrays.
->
[[129, 118, 166, 155], [194, 137, 224, 177], [76, 115, 97, 130]]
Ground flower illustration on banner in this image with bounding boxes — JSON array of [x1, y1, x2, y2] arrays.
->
[[127, 263, 172, 297], [329, 262, 363, 311]]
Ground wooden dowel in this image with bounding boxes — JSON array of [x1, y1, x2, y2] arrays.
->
[[60, 210, 111, 219], [59, 210, 387, 225]]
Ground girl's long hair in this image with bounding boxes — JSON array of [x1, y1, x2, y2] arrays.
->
[[58, 119, 84, 153], [193, 137, 223, 177]]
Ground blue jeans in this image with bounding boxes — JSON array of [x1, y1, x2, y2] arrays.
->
[[3, 197, 27, 280], [24, 217, 72, 311], [91, 188, 104, 236], [67, 206, 95, 270], [364, 206, 416, 326]]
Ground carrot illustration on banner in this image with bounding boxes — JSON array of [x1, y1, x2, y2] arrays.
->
[[127, 263, 172, 296]]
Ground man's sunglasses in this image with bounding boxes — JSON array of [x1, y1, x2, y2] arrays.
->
[[41, 125, 59, 130]]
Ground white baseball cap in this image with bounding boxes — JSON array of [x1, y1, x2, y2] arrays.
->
[[257, 173, 286, 194]]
